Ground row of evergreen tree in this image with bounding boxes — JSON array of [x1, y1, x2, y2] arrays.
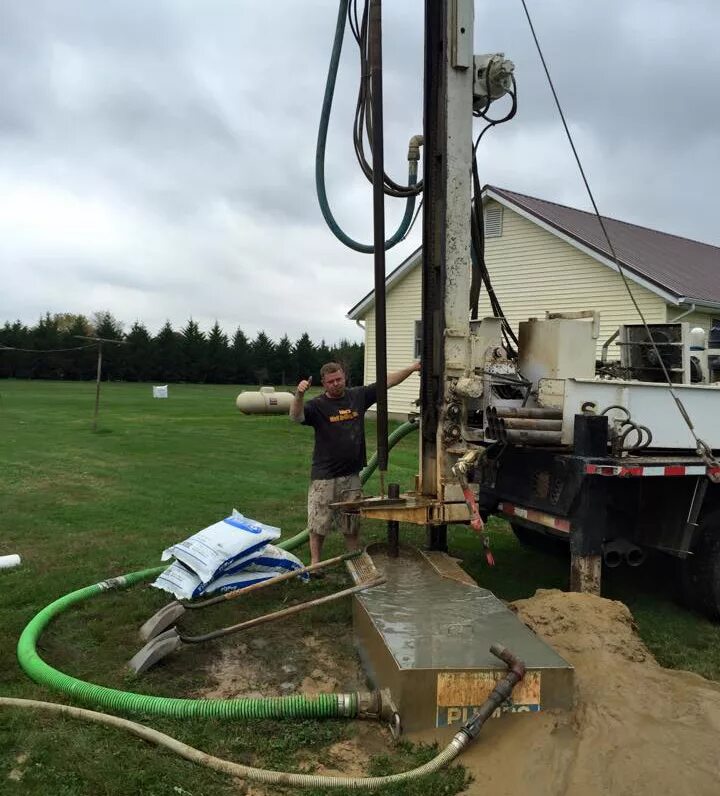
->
[[0, 312, 364, 386]]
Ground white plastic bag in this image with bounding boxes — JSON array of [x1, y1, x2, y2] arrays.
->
[[151, 560, 276, 600], [161, 510, 281, 584], [224, 544, 308, 581]]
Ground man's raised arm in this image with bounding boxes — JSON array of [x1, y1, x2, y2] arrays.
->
[[387, 361, 421, 389], [290, 376, 312, 422]]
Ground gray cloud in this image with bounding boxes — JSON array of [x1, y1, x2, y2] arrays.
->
[[0, 0, 718, 344]]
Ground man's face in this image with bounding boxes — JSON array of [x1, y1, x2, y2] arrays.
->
[[322, 368, 346, 398]]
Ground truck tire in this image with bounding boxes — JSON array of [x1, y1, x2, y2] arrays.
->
[[681, 508, 720, 619], [510, 522, 567, 554]]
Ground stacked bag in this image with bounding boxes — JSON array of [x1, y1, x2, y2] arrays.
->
[[152, 510, 307, 600]]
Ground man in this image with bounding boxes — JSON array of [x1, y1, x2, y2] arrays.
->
[[290, 360, 420, 566]]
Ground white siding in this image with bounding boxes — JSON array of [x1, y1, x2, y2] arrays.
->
[[363, 265, 421, 417], [358, 202, 679, 415], [480, 200, 667, 359], [664, 307, 716, 336]]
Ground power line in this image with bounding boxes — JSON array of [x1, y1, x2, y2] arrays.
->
[[0, 343, 97, 353]]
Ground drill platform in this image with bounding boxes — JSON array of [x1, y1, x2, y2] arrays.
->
[[348, 544, 574, 732]]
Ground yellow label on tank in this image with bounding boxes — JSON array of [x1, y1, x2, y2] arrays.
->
[[436, 670, 542, 727]]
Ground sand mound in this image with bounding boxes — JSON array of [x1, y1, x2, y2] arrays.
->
[[445, 589, 720, 796]]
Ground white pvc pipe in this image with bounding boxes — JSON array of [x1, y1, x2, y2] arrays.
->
[[0, 554, 21, 570]]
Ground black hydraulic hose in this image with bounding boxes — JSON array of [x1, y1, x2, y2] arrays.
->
[[315, 0, 418, 253], [350, 0, 422, 198]]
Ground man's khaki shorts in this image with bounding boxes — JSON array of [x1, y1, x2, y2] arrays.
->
[[307, 474, 362, 536]]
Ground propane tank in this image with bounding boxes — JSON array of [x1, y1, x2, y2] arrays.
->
[[235, 386, 294, 415]]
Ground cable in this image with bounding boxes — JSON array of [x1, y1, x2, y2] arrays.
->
[[468, 73, 518, 355], [0, 343, 97, 353], [470, 139, 518, 354], [349, 0, 423, 198], [519, 0, 720, 473]]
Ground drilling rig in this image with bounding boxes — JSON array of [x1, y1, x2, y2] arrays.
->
[[325, 0, 720, 618]]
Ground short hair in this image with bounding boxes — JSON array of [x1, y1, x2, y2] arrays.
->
[[320, 362, 345, 380]]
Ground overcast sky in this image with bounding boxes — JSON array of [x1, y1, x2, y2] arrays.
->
[[1, 0, 718, 344]]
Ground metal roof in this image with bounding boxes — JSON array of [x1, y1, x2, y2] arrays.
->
[[347, 186, 720, 320], [487, 186, 720, 306]]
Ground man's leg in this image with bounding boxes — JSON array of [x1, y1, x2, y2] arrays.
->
[[308, 479, 333, 565], [338, 474, 362, 552], [309, 531, 325, 565]]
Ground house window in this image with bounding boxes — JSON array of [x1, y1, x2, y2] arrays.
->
[[709, 319, 720, 348], [484, 206, 503, 237], [414, 320, 422, 358]]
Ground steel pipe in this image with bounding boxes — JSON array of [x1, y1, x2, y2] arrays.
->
[[505, 429, 563, 445], [501, 417, 563, 431], [494, 407, 563, 419], [369, 0, 388, 474]]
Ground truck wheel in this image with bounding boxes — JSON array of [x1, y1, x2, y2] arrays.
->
[[510, 522, 566, 554], [681, 508, 720, 619]]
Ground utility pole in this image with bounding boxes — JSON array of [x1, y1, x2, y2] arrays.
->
[[74, 336, 126, 432]]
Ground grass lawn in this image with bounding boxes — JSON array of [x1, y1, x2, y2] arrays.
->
[[1, 380, 719, 794]]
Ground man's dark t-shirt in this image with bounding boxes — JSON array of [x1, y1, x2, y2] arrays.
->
[[302, 385, 378, 479]]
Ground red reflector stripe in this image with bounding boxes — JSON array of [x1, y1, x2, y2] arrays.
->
[[621, 466, 644, 477], [664, 465, 686, 476], [498, 503, 570, 533], [586, 463, 717, 477]]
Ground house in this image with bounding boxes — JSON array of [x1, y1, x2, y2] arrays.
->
[[347, 185, 720, 418]]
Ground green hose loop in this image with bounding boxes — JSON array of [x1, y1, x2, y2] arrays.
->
[[316, 0, 417, 253], [15, 421, 417, 719], [17, 569, 355, 720]]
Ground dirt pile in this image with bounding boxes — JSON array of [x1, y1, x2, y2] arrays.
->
[[442, 589, 720, 796]]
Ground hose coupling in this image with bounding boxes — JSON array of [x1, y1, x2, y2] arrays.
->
[[356, 689, 399, 726], [336, 693, 356, 717], [451, 730, 472, 752], [407, 134, 424, 162], [490, 643, 526, 680]]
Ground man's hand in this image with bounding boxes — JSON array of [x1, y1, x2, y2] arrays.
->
[[296, 376, 313, 397], [290, 376, 311, 422]]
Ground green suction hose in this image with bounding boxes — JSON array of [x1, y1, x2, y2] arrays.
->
[[16, 420, 418, 719], [17, 568, 354, 720]]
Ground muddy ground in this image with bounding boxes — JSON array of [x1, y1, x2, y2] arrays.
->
[[197, 588, 720, 795]]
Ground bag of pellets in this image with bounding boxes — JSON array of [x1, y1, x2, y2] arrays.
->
[[161, 509, 281, 584], [151, 560, 277, 600], [223, 544, 309, 581]]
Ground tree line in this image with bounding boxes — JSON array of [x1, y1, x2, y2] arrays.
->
[[0, 312, 365, 386]]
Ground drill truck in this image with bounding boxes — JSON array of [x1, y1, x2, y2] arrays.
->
[[321, 1, 720, 618]]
